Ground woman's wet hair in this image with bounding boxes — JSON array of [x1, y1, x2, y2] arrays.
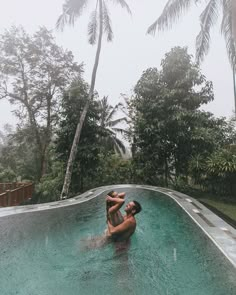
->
[[107, 191, 116, 198], [133, 200, 142, 215]]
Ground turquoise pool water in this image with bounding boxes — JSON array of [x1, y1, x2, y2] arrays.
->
[[0, 188, 236, 295]]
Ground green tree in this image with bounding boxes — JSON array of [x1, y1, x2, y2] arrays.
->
[[191, 148, 236, 197], [35, 161, 65, 203], [0, 167, 16, 183], [0, 126, 17, 183], [0, 26, 81, 179], [96, 153, 133, 185], [55, 79, 103, 195], [130, 47, 216, 186], [57, 0, 131, 199], [0, 126, 43, 181], [0, 124, 12, 155]]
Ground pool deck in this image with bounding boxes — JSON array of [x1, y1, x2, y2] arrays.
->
[[0, 184, 236, 268]]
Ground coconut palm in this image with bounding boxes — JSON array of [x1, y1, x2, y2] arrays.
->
[[147, 0, 236, 67], [56, 0, 131, 199], [99, 96, 127, 155]]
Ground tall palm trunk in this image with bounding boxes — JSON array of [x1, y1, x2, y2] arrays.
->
[[233, 0, 236, 47], [233, 66, 236, 118], [60, 0, 103, 199], [233, 0, 236, 117]]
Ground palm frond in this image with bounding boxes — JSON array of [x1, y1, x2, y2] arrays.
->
[[105, 108, 116, 123], [111, 127, 130, 135], [99, 96, 113, 126], [88, 9, 98, 45], [108, 117, 128, 127], [103, 1, 114, 42], [100, 128, 126, 154], [111, 0, 132, 15], [196, 0, 219, 64], [56, 0, 88, 31], [99, 96, 110, 112], [233, 0, 236, 48], [112, 136, 126, 154], [221, 0, 236, 67], [98, 95, 127, 154], [147, 0, 194, 35], [106, 102, 123, 122], [147, 20, 159, 36], [56, 11, 69, 32]]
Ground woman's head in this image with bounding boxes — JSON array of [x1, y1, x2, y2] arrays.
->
[[107, 191, 118, 198]]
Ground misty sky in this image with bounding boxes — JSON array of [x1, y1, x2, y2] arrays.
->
[[0, 0, 234, 130]]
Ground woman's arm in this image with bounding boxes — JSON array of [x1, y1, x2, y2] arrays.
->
[[117, 192, 126, 199], [106, 196, 125, 215]]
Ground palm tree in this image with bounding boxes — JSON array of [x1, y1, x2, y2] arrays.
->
[[99, 96, 127, 155], [148, 0, 235, 66], [233, 65, 236, 116], [147, 0, 236, 115], [56, 0, 131, 199]]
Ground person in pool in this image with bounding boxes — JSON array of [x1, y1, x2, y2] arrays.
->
[[107, 200, 142, 242], [106, 191, 126, 226], [80, 196, 141, 250], [80, 191, 126, 250]]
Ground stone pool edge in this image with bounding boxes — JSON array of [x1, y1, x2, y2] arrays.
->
[[0, 184, 235, 268]]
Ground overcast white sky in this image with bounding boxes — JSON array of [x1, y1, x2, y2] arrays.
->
[[0, 0, 235, 130]]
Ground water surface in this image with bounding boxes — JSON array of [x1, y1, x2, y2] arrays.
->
[[0, 188, 236, 295]]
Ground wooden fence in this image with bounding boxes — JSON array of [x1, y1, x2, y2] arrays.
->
[[0, 183, 33, 207]]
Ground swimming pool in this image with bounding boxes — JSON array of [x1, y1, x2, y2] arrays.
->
[[0, 186, 236, 295]]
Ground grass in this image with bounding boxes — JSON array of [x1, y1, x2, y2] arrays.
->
[[199, 198, 236, 223], [177, 187, 236, 227]]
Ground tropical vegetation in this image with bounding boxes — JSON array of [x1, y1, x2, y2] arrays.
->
[[0, 25, 235, 206], [57, 0, 131, 199], [128, 47, 236, 198]]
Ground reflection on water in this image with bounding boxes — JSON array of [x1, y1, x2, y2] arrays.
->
[[173, 247, 177, 262]]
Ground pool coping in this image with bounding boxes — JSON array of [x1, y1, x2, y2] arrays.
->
[[0, 184, 236, 268]]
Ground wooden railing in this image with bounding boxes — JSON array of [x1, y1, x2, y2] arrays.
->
[[0, 183, 33, 207]]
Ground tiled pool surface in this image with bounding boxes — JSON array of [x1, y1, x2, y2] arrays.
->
[[0, 184, 236, 268]]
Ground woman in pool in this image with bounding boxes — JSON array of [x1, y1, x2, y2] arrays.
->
[[106, 191, 126, 226]]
